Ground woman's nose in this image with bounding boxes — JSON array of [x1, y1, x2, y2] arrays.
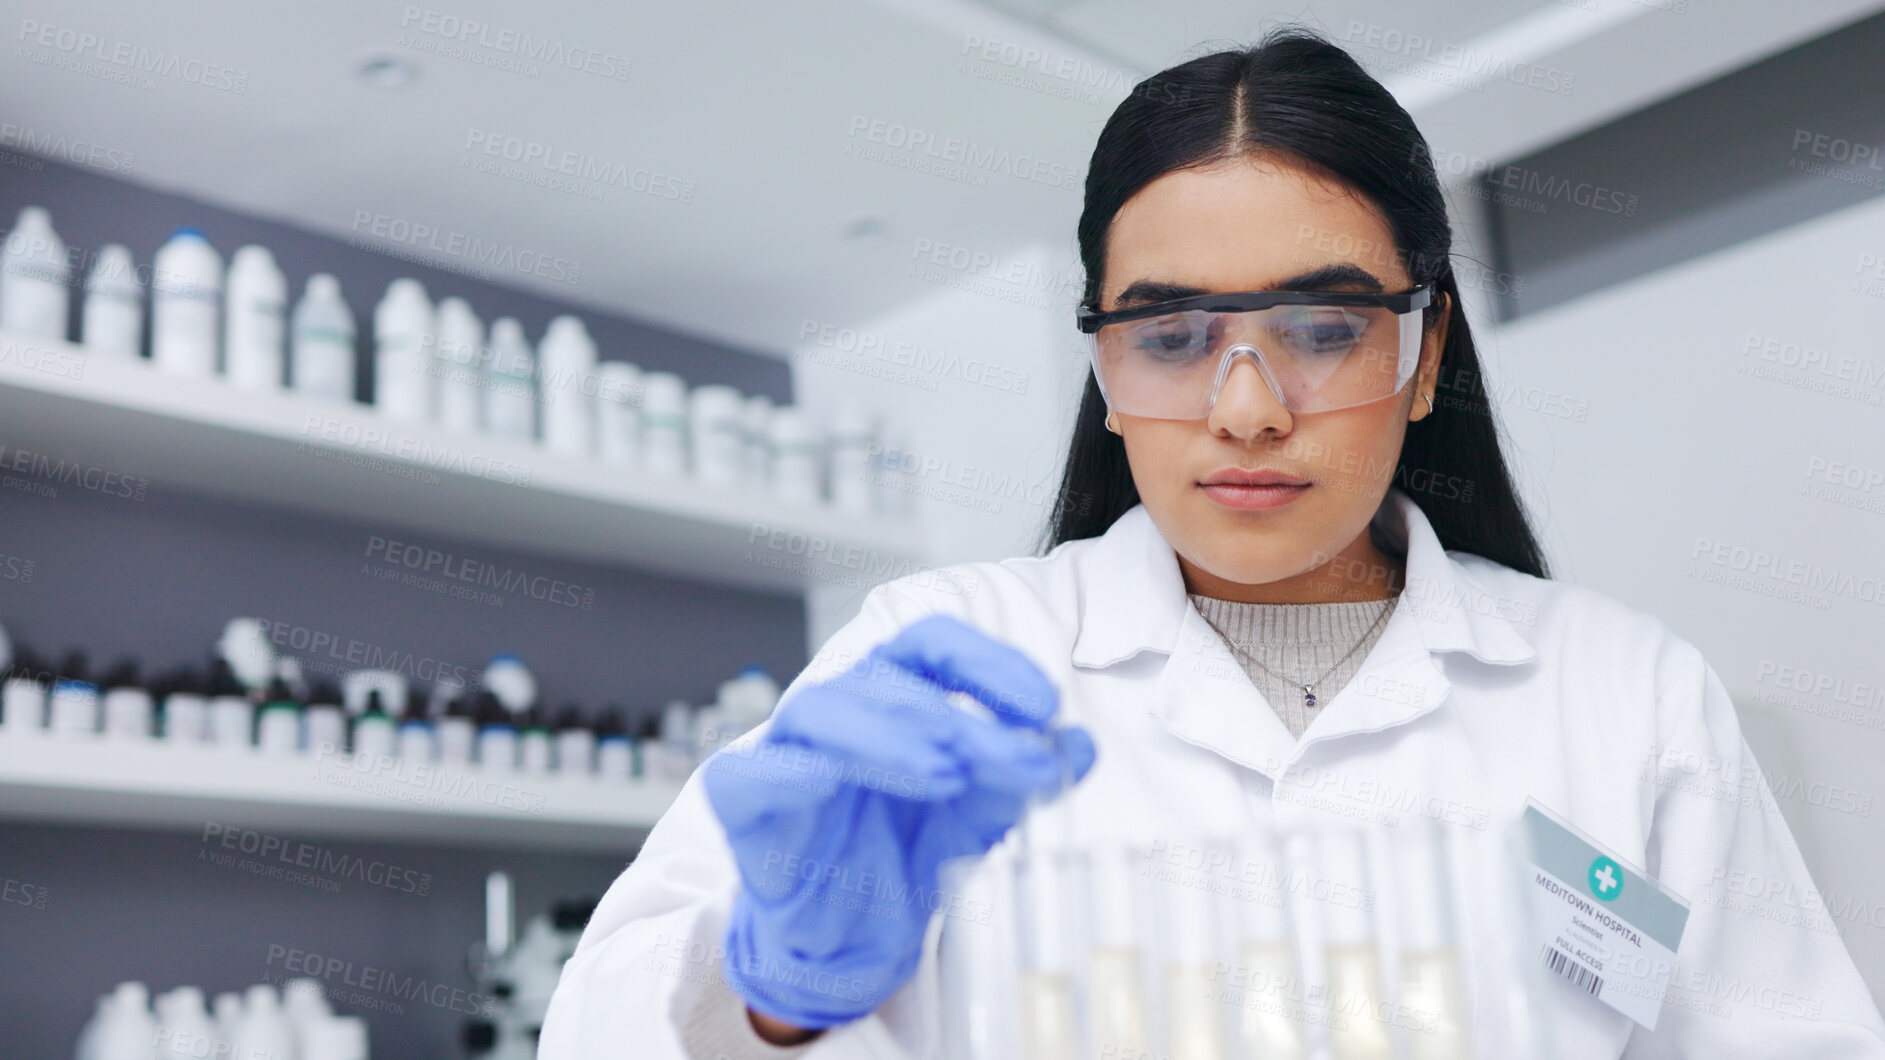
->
[[1206, 349, 1293, 438]]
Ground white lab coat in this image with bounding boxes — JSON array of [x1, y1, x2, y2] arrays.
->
[[539, 486, 1885, 1058]]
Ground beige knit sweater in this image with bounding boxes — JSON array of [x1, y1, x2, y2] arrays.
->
[[1188, 591, 1401, 738]]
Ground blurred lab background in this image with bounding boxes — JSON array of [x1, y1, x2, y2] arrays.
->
[[0, 1, 1881, 1057]]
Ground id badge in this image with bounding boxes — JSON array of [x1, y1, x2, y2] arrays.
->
[[1521, 800, 1690, 1029]]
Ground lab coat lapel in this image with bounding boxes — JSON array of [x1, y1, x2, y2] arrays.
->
[[1069, 487, 1535, 781]]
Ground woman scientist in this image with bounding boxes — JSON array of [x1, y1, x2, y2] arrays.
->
[[540, 28, 1885, 1059]]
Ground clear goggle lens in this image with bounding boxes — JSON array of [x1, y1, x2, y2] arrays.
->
[[1087, 302, 1424, 419]]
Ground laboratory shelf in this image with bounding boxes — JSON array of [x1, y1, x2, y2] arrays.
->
[[0, 730, 683, 853], [0, 331, 925, 594]]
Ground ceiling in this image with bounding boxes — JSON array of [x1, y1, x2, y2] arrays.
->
[[3, 0, 1879, 359]]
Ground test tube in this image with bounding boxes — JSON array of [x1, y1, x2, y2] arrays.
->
[[1085, 844, 1151, 1057], [1393, 823, 1471, 1060], [1160, 839, 1233, 1060], [938, 853, 1014, 1060], [1234, 831, 1309, 1060], [1479, 813, 1571, 1060], [1013, 837, 1082, 1060], [1317, 828, 1393, 1060]]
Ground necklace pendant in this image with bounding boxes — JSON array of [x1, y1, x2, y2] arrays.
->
[[1303, 686, 1317, 708]]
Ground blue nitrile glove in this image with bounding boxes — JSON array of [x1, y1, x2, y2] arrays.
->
[[701, 613, 1096, 1030]]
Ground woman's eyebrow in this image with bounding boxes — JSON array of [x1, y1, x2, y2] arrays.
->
[[1113, 262, 1388, 308]]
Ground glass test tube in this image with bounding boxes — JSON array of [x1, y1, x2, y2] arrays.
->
[[1318, 828, 1393, 1060], [1235, 832, 1309, 1060], [1393, 823, 1472, 1060], [938, 853, 1013, 1060], [1161, 840, 1232, 1060], [1085, 844, 1151, 1057], [1014, 826, 1082, 1060]]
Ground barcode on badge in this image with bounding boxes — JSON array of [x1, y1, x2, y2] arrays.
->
[[1542, 944, 1605, 996]]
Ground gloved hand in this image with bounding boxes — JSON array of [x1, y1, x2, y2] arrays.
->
[[701, 613, 1096, 1031]]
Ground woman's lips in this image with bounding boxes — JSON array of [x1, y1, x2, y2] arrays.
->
[[1199, 482, 1310, 510]]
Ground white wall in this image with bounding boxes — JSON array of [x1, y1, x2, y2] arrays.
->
[[1473, 189, 1885, 1001], [791, 238, 1087, 646]]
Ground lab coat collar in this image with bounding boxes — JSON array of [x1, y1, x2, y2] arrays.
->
[[1069, 485, 1536, 670], [1068, 487, 1536, 775]]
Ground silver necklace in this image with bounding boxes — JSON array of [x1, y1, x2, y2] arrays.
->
[[1220, 596, 1396, 709]]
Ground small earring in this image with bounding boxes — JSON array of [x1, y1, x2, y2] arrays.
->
[[1104, 410, 1121, 434], [1422, 392, 1436, 415]]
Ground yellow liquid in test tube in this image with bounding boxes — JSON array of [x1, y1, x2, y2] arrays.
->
[[1325, 944, 1393, 1060], [1236, 942, 1307, 1060], [1088, 944, 1148, 1057], [1165, 963, 1229, 1060], [1019, 970, 1078, 1060], [1401, 948, 1470, 1060]]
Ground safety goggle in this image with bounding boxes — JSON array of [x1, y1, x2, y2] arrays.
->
[[1075, 286, 1432, 419]]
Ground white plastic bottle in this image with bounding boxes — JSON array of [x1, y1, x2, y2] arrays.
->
[[151, 228, 223, 376], [769, 406, 822, 504], [47, 654, 100, 736], [161, 678, 208, 745], [207, 660, 253, 749], [0, 206, 69, 341], [873, 431, 916, 518], [688, 384, 745, 486], [93, 981, 157, 1060], [82, 244, 142, 358], [482, 654, 538, 714], [290, 274, 357, 403], [223, 245, 287, 388], [742, 394, 773, 486], [595, 361, 642, 464], [100, 663, 154, 740], [211, 992, 243, 1054], [539, 315, 597, 456], [155, 986, 219, 1060], [639, 371, 687, 476], [827, 406, 877, 515], [256, 678, 302, 755], [554, 707, 595, 777], [595, 709, 633, 780], [484, 317, 536, 441], [2, 650, 48, 734], [435, 296, 485, 433], [721, 667, 780, 734], [519, 706, 554, 774], [353, 690, 398, 760], [373, 278, 435, 420], [396, 699, 437, 763], [304, 685, 347, 760], [233, 984, 297, 1060], [437, 696, 476, 767], [302, 1015, 368, 1060], [475, 692, 518, 772]]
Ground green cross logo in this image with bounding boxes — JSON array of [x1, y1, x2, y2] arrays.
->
[[1588, 855, 1624, 902]]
